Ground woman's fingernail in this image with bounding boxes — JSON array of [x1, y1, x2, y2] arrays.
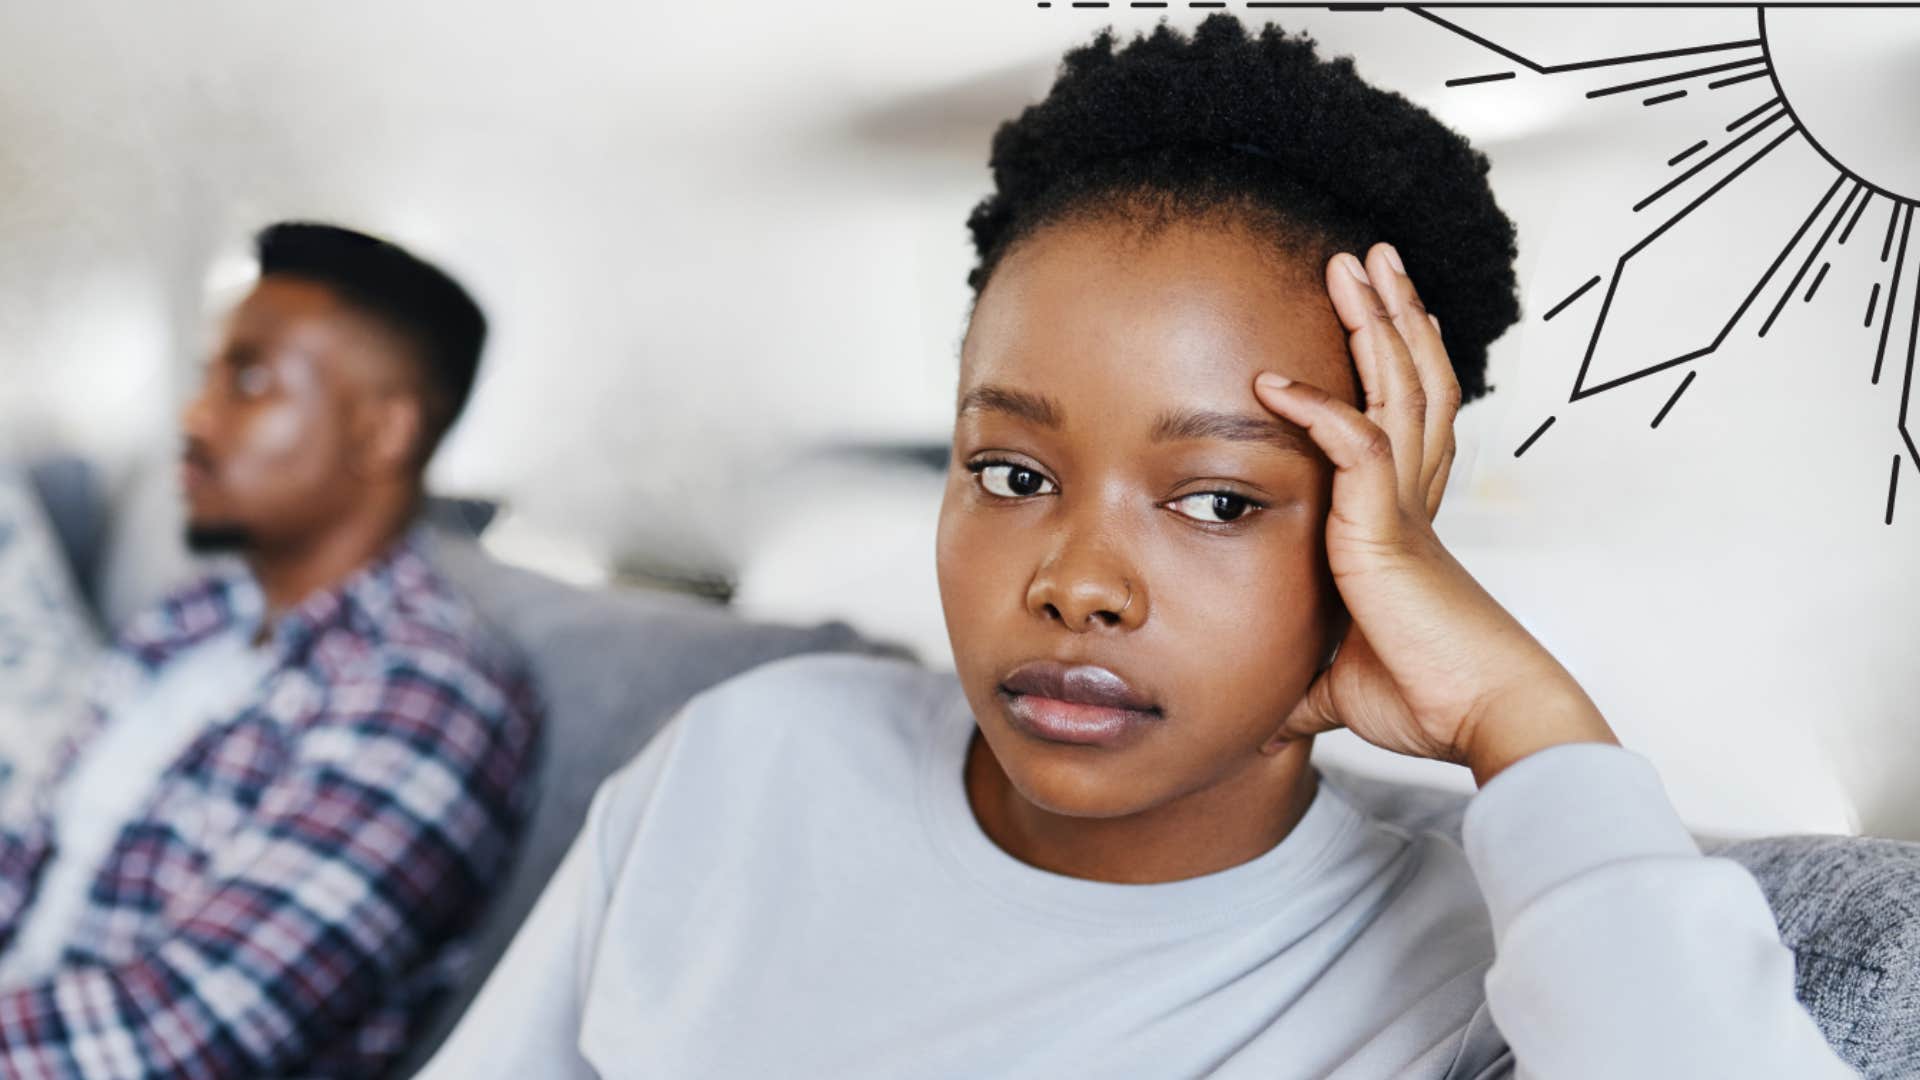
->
[[1428, 312, 1441, 333], [1257, 372, 1293, 392], [1343, 253, 1370, 285], [1384, 244, 1406, 275]]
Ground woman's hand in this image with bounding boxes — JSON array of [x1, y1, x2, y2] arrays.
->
[[1252, 242, 1617, 786]]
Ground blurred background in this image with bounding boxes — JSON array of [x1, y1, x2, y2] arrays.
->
[[2, 1, 1917, 837]]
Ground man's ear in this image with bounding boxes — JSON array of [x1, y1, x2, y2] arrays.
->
[[349, 389, 425, 482]]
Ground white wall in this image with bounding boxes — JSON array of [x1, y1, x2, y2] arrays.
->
[[3, 2, 1916, 837]]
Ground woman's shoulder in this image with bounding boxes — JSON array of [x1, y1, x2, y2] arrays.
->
[[691, 649, 950, 711], [588, 651, 963, 845]]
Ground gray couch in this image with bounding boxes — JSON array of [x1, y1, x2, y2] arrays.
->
[[21, 460, 1920, 1077], [1319, 768, 1920, 1077]]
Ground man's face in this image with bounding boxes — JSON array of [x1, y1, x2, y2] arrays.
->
[[180, 276, 415, 553], [936, 216, 1353, 820]]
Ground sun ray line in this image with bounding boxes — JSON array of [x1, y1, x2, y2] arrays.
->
[[1446, 71, 1517, 86], [1867, 283, 1882, 327], [1839, 190, 1872, 245], [1888, 454, 1900, 526], [1707, 68, 1771, 90], [1805, 262, 1831, 302], [1571, 128, 1811, 401], [1586, 54, 1765, 99], [1514, 415, 1555, 457], [1575, 350, 1714, 399], [1727, 97, 1781, 132], [1569, 269, 1626, 400], [1883, 201, 1902, 262], [1688, 174, 1845, 349], [1543, 275, 1601, 321], [1901, 228, 1920, 466], [1668, 140, 1709, 166], [1403, 10, 1762, 76], [1632, 107, 1787, 214], [1405, 8, 1546, 71], [1761, 181, 1860, 337], [1651, 370, 1697, 428], [1873, 204, 1913, 385], [1644, 89, 1686, 106], [1546, 40, 1764, 74]]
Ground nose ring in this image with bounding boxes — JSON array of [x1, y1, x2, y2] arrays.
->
[[1118, 581, 1134, 617]]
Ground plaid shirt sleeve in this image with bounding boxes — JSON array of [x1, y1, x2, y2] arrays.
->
[[0, 649, 537, 1079]]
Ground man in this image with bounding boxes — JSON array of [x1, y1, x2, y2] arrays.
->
[[0, 223, 542, 1077]]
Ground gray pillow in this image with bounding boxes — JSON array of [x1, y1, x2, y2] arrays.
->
[[1318, 763, 1919, 1077], [402, 531, 910, 1071], [1708, 834, 1920, 1078], [23, 456, 105, 619]]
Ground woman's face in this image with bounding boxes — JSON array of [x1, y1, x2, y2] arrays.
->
[[937, 215, 1354, 820]]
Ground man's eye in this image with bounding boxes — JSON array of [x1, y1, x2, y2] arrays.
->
[[233, 367, 272, 398], [1168, 491, 1262, 524], [971, 462, 1056, 499]]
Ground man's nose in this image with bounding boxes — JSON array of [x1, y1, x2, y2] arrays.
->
[[179, 383, 214, 442]]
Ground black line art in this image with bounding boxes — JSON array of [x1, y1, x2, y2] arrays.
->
[[1515, 415, 1557, 456], [1035, 3, 1920, 521], [1406, 5, 1918, 520], [1651, 370, 1697, 427]]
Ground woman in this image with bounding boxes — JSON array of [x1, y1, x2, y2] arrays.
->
[[419, 16, 1853, 1078]]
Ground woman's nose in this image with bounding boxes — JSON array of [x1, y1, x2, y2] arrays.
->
[[1026, 553, 1145, 631]]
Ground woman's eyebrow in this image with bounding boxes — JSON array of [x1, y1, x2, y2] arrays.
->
[[1149, 408, 1319, 459], [957, 384, 1062, 428]]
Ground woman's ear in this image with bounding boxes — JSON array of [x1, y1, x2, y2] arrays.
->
[[1317, 603, 1351, 674]]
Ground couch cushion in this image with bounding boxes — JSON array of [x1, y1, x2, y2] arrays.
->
[[22, 456, 106, 620], [1708, 835, 1920, 1078], [401, 531, 910, 1069]]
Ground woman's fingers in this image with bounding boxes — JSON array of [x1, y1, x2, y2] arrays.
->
[[1365, 245, 1463, 518], [1279, 667, 1345, 740], [1326, 250, 1426, 511], [1253, 371, 1401, 536], [1425, 437, 1456, 522]]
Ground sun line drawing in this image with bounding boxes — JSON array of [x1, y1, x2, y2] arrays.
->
[[1404, 4, 1918, 524], [1035, 3, 1919, 522]]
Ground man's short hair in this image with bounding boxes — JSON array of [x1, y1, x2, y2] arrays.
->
[[254, 221, 488, 461]]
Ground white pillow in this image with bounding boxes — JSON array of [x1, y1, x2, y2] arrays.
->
[[0, 466, 102, 809]]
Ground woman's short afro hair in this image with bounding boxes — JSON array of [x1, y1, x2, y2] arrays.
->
[[965, 13, 1520, 403]]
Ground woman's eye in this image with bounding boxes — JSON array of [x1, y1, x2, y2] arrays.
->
[[1168, 491, 1261, 524], [973, 463, 1056, 499]]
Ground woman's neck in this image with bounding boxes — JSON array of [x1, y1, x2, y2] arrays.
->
[[962, 728, 1320, 885]]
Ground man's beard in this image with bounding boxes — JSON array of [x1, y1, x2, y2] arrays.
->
[[184, 523, 257, 554]]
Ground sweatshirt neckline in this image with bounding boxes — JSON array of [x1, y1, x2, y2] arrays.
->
[[917, 675, 1368, 932]]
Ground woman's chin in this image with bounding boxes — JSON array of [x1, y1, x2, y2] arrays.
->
[[994, 753, 1169, 820]]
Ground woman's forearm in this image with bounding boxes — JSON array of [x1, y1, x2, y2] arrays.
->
[[1462, 743, 1857, 1079]]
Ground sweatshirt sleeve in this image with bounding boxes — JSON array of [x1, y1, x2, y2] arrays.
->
[[414, 716, 687, 1080], [1461, 742, 1859, 1080]]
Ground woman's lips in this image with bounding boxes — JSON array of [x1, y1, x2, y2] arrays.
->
[[997, 661, 1161, 747]]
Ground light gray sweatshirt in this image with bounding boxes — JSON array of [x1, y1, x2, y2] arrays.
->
[[418, 652, 1856, 1079]]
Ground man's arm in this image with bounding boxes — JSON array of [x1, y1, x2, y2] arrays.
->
[[416, 712, 687, 1080], [0, 659, 536, 1080], [1461, 741, 1857, 1080]]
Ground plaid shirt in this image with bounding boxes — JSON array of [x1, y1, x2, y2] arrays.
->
[[0, 529, 541, 1079]]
